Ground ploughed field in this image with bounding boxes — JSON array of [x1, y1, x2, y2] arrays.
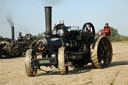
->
[[0, 41, 128, 85]]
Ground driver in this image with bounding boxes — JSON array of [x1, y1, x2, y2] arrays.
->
[[104, 23, 111, 39], [18, 32, 23, 41], [83, 23, 95, 45], [86, 24, 92, 32]]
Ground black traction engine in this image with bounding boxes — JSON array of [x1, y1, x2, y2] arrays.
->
[[24, 6, 113, 76]]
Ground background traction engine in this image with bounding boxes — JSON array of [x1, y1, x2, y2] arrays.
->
[[24, 6, 113, 76], [0, 26, 36, 58]]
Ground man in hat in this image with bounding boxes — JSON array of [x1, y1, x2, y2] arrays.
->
[[104, 23, 111, 39]]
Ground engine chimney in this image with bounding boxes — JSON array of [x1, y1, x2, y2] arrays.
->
[[45, 6, 52, 36], [11, 26, 15, 44]]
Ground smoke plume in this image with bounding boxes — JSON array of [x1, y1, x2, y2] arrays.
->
[[7, 16, 14, 26], [40, 0, 62, 6]]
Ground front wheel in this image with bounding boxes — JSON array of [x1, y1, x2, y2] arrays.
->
[[58, 47, 68, 75], [24, 49, 37, 76]]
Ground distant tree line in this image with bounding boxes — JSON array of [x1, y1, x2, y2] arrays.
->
[[36, 32, 45, 38]]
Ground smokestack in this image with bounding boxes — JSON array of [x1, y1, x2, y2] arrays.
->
[[11, 26, 15, 44], [45, 6, 52, 36]]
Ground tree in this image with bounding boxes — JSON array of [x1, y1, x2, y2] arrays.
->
[[110, 27, 120, 41], [36, 32, 45, 38]]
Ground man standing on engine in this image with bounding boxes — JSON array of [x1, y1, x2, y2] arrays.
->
[[104, 23, 111, 39], [18, 32, 23, 41]]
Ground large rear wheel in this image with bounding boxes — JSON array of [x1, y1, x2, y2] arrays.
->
[[0, 41, 11, 57], [58, 47, 68, 75], [91, 36, 113, 68], [24, 49, 37, 76]]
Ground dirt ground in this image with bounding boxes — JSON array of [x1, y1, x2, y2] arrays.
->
[[0, 41, 128, 85]]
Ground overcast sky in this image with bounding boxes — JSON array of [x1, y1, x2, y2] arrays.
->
[[0, 0, 128, 38]]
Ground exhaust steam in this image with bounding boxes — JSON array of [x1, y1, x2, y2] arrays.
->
[[40, 0, 62, 6]]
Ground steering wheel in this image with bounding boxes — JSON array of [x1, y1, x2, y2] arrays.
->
[[82, 22, 95, 45]]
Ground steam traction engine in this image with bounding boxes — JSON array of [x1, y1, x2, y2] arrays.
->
[[0, 26, 36, 58], [24, 6, 113, 76]]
